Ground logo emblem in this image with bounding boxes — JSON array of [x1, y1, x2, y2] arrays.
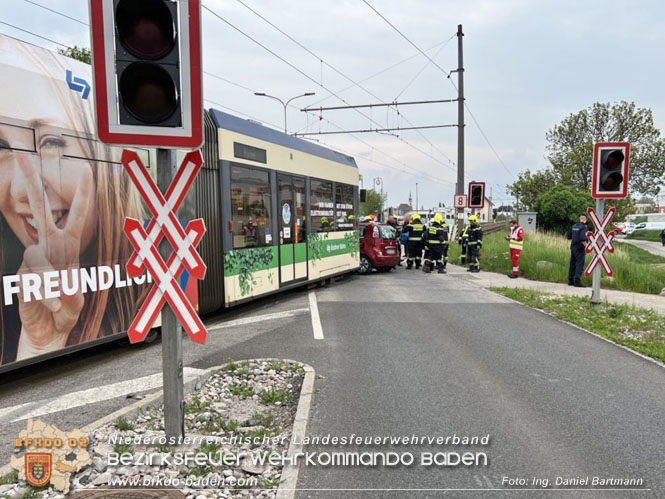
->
[[25, 453, 52, 487], [65, 70, 91, 100], [282, 203, 291, 224]]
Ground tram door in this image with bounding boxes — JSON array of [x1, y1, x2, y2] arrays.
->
[[278, 175, 307, 285]]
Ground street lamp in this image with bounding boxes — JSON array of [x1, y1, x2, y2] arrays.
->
[[374, 177, 384, 221], [254, 92, 315, 134]]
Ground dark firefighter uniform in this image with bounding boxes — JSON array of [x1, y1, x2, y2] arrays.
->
[[457, 223, 470, 265], [423, 214, 448, 274], [403, 214, 426, 269], [466, 216, 483, 272]]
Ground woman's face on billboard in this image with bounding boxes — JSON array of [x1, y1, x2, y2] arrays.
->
[[0, 122, 97, 252]]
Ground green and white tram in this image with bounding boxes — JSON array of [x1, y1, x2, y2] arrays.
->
[[198, 109, 360, 311]]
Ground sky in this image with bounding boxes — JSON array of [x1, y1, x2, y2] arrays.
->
[[2, 0, 665, 210]]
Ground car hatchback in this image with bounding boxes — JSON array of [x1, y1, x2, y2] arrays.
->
[[358, 222, 400, 274]]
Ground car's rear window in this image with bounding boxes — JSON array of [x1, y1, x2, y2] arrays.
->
[[379, 225, 396, 239]]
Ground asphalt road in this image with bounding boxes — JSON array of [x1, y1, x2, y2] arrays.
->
[[1, 266, 664, 498], [618, 237, 665, 257]]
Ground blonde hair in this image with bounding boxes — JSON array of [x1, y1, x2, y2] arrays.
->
[[3, 37, 148, 348]]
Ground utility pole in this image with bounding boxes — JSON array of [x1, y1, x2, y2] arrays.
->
[[416, 182, 419, 211], [456, 24, 465, 237], [157, 148, 185, 439]]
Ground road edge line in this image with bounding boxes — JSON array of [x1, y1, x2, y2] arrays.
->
[[492, 290, 665, 371], [276, 362, 316, 499]]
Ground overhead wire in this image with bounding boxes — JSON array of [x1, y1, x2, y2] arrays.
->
[[361, 0, 517, 180], [22, 0, 88, 26], [0, 20, 69, 48], [232, 0, 457, 171], [6, 1, 455, 188]]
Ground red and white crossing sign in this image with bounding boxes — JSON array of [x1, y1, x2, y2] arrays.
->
[[454, 194, 467, 209], [122, 150, 207, 344], [584, 206, 616, 277]]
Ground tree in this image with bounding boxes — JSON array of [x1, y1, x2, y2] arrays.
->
[[546, 101, 665, 196], [360, 189, 386, 216], [56, 46, 91, 64], [507, 168, 557, 210], [533, 185, 593, 234]]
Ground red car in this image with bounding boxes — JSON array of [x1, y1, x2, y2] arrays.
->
[[358, 222, 400, 274]]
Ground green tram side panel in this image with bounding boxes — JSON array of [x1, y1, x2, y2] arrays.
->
[[223, 231, 359, 303]]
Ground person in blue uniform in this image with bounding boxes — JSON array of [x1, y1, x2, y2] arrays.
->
[[567, 214, 589, 287]]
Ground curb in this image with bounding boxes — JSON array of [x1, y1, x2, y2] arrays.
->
[[276, 363, 315, 499], [1, 358, 317, 497]]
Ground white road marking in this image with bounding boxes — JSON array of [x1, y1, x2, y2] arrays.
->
[[207, 308, 309, 330], [308, 291, 324, 340], [0, 367, 205, 424]]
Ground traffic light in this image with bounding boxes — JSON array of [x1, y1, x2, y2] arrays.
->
[[89, 0, 203, 148], [360, 189, 367, 203], [592, 142, 630, 199], [115, 0, 180, 126], [467, 182, 485, 209]]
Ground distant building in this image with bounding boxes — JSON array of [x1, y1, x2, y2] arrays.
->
[[396, 203, 412, 216]]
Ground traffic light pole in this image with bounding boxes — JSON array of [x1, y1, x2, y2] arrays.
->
[[591, 198, 603, 306], [157, 148, 186, 439], [456, 24, 465, 237]]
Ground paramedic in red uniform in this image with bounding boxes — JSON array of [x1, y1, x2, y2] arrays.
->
[[506, 219, 524, 278]]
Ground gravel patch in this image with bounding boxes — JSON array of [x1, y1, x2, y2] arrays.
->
[[8, 359, 304, 499]]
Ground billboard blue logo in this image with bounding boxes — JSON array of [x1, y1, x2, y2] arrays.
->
[[66, 70, 90, 100]]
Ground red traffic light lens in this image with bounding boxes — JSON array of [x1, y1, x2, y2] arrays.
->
[[116, 0, 176, 59], [119, 62, 178, 123], [471, 187, 482, 205]]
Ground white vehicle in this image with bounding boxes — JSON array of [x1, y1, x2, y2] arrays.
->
[[633, 222, 665, 231]]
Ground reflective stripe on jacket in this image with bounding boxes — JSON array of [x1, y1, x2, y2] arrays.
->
[[509, 225, 524, 250], [406, 222, 426, 241]]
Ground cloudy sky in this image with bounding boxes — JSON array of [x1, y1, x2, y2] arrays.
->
[[2, 0, 664, 209]]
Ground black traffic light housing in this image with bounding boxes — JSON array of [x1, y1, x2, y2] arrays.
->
[[90, 0, 203, 148], [114, 0, 181, 127], [592, 142, 630, 199], [359, 189, 367, 203], [468, 182, 485, 209]]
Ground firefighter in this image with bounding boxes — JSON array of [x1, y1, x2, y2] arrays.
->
[[505, 219, 524, 278], [403, 213, 426, 269], [423, 213, 447, 274], [466, 215, 483, 272], [441, 216, 451, 270], [457, 221, 470, 265]]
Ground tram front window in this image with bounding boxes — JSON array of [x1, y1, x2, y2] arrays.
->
[[230, 165, 273, 248]]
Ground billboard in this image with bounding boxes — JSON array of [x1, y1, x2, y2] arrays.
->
[[0, 35, 196, 370]]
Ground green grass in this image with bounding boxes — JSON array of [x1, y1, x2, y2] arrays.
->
[[228, 382, 255, 398], [448, 230, 665, 294], [492, 287, 665, 363], [185, 396, 211, 414], [259, 388, 293, 405], [252, 410, 275, 428], [21, 485, 51, 499], [201, 417, 238, 433], [268, 360, 286, 371], [113, 443, 134, 455], [615, 241, 665, 264], [115, 416, 134, 431], [0, 470, 17, 485], [190, 464, 212, 477], [626, 229, 663, 243]]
